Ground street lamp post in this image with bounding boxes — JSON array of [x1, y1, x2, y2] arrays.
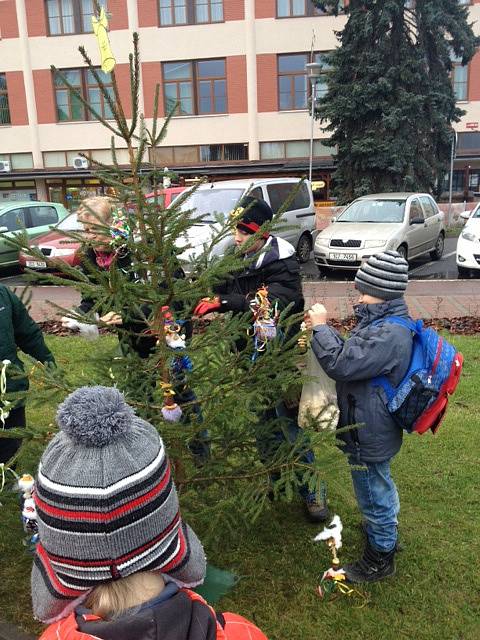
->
[[305, 62, 323, 183], [448, 130, 457, 224]]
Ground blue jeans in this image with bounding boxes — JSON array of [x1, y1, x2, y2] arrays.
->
[[350, 459, 399, 553], [257, 401, 316, 501]]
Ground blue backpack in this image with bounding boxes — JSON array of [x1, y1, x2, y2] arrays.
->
[[373, 317, 463, 435]]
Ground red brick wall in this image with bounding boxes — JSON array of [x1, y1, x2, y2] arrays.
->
[[5, 72, 28, 125], [255, 0, 275, 19], [142, 62, 164, 118], [0, 1, 19, 39], [108, 0, 129, 30], [224, 0, 244, 21], [468, 51, 480, 102], [26, 0, 47, 37], [33, 69, 56, 123], [114, 63, 133, 119], [226, 56, 247, 113], [257, 54, 277, 112], [138, 0, 159, 27]]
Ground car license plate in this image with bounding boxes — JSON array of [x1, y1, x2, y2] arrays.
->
[[329, 252, 357, 262], [26, 260, 47, 269]]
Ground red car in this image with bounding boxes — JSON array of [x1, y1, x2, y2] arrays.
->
[[19, 187, 185, 271]]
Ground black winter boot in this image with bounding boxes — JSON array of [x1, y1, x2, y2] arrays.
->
[[344, 541, 395, 584]]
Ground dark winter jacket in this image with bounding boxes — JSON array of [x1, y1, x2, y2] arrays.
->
[[0, 284, 54, 403], [311, 298, 413, 463], [39, 587, 268, 640], [213, 236, 304, 316], [78, 246, 190, 358]]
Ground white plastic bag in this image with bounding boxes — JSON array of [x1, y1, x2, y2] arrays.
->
[[298, 347, 339, 431]]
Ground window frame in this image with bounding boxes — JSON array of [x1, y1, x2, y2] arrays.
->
[[45, 0, 94, 37], [162, 58, 227, 117], [158, 0, 224, 27], [451, 57, 469, 101], [54, 68, 114, 122], [277, 52, 331, 111], [0, 74, 11, 126]]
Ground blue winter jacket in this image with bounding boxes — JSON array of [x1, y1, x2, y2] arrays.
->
[[311, 298, 413, 463]]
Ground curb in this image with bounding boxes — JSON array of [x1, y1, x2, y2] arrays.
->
[[0, 621, 35, 640]]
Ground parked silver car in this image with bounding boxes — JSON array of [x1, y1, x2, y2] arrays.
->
[[314, 192, 445, 272]]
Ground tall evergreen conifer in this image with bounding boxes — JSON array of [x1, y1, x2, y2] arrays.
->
[[314, 0, 478, 203]]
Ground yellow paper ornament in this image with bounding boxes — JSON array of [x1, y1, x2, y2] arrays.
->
[[92, 7, 116, 73]]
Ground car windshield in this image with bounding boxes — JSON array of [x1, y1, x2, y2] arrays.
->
[[472, 207, 480, 219], [176, 189, 245, 223], [56, 213, 83, 231], [337, 199, 406, 223]]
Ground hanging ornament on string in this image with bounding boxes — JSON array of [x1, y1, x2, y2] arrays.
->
[[160, 382, 183, 423], [248, 286, 279, 362], [17, 474, 39, 550], [92, 6, 116, 73], [0, 359, 12, 428], [110, 206, 131, 247], [314, 515, 366, 603]]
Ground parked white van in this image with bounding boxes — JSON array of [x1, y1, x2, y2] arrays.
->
[[174, 178, 316, 266]]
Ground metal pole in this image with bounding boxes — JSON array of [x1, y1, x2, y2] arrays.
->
[[309, 78, 316, 183], [448, 131, 455, 223]]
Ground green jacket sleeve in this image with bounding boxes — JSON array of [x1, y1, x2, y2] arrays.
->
[[8, 289, 55, 365]]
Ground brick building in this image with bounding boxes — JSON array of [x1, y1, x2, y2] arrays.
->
[[0, 0, 480, 209]]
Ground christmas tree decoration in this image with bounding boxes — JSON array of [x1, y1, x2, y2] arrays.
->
[[91, 6, 116, 73], [249, 286, 279, 361], [0, 359, 12, 427], [110, 207, 131, 246], [160, 384, 183, 423], [17, 474, 39, 550]]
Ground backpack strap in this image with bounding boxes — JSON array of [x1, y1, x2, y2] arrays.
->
[[371, 316, 419, 401]]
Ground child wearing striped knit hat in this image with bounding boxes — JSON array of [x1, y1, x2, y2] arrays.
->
[[33, 386, 267, 640]]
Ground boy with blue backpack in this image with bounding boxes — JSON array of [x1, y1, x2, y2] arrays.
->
[[306, 250, 462, 583]]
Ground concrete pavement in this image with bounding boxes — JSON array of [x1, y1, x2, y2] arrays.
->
[[10, 279, 480, 323]]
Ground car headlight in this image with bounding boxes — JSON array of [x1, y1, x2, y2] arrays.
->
[[365, 240, 387, 248], [315, 236, 330, 245], [461, 231, 477, 242], [51, 247, 75, 256]]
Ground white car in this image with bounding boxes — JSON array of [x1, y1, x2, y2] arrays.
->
[[456, 205, 480, 277], [173, 178, 316, 269], [314, 192, 445, 272]]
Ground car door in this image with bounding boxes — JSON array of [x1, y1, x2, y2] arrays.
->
[[0, 206, 28, 266], [26, 205, 59, 241], [265, 182, 302, 244], [406, 197, 430, 258], [419, 195, 443, 250]]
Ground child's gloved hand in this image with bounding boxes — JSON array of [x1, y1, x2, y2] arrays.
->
[[308, 303, 328, 327], [193, 297, 221, 317]]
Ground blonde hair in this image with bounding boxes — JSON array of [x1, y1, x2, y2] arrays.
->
[[77, 196, 115, 225], [84, 571, 165, 620]]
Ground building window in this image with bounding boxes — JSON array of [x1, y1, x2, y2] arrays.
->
[[54, 68, 114, 121], [150, 143, 248, 164], [260, 139, 332, 160], [277, 0, 344, 16], [46, 0, 94, 36], [0, 153, 34, 169], [451, 55, 468, 101], [0, 74, 11, 125], [163, 59, 227, 116], [159, 0, 223, 26], [278, 52, 330, 110]]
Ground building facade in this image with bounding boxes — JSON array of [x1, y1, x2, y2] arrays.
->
[[1, 0, 480, 209]]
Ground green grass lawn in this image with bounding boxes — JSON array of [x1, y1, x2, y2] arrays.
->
[[1, 335, 479, 640]]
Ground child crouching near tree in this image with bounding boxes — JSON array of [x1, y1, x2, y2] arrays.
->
[[33, 385, 268, 640]]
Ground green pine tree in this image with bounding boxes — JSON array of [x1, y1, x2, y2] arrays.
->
[[1, 10, 342, 531], [313, 0, 479, 203]]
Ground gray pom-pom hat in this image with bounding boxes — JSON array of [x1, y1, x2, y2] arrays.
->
[[31, 386, 206, 624]]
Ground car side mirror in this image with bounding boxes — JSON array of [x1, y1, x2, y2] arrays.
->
[[460, 210, 471, 220], [331, 216, 337, 223], [0, 226, 8, 233], [409, 217, 424, 225]]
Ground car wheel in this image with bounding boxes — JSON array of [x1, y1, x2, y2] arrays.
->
[[397, 245, 408, 262], [296, 233, 313, 263], [430, 233, 445, 261], [457, 266, 471, 279]]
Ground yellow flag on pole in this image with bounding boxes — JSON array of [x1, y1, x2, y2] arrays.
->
[[92, 7, 116, 73]]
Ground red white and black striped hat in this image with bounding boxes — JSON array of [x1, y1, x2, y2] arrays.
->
[[234, 195, 274, 237], [31, 386, 206, 624]]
